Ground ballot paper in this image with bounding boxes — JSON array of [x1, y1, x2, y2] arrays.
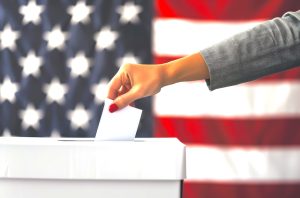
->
[[95, 99, 142, 141]]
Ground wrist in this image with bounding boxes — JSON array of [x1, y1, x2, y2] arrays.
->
[[158, 62, 174, 87]]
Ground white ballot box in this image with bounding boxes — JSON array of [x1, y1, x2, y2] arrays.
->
[[0, 137, 186, 198]]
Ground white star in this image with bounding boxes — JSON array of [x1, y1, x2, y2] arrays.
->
[[116, 1, 142, 24], [19, 104, 43, 130], [19, 51, 43, 77], [43, 78, 67, 104], [94, 26, 119, 50], [117, 53, 140, 68], [19, 0, 44, 25], [0, 77, 19, 103], [44, 26, 67, 50], [67, 105, 92, 130], [91, 79, 108, 104], [2, 129, 11, 137], [50, 130, 61, 137], [67, 52, 91, 77], [67, 1, 93, 24], [0, 25, 20, 50]]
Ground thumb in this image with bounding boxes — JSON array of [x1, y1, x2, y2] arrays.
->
[[109, 88, 140, 112]]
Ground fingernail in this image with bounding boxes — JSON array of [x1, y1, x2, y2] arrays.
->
[[109, 103, 119, 113]]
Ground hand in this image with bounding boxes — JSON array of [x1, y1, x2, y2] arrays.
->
[[106, 53, 209, 112], [107, 63, 166, 112]]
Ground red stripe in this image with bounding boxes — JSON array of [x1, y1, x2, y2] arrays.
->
[[154, 117, 300, 146], [154, 56, 179, 64], [183, 181, 300, 198], [155, 56, 300, 81], [155, 0, 300, 20]]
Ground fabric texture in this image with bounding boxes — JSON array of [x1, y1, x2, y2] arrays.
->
[[201, 10, 300, 90]]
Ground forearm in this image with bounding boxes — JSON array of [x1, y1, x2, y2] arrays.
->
[[160, 53, 209, 87]]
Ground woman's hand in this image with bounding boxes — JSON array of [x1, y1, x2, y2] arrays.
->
[[107, 63, 167, 112], [107, 53, 209, 112]]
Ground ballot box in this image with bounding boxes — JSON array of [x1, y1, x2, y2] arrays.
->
[[0, 137, 186, 198]]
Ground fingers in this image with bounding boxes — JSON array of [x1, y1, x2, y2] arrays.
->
[[107, 68, 132, 100], [107, 74, 122, 100], [111, 87, 141, 111], [107, 63, 147, 112], [118, 84, 130, 96]]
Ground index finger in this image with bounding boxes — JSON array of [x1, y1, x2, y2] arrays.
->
[[107, 75, 122, 100]]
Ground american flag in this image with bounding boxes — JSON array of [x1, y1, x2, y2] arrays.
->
[[0, 0, 152, 138], [153, 0, 300, 198], [1, 0, 300, 198]]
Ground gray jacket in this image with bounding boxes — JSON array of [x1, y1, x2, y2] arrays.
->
[[201, 10, 300, 90]]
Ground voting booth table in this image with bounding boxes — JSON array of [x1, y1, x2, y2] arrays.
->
[[0, 137, 186, 198]]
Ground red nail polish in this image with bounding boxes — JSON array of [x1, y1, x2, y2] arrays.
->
[[109, 103, 119, 113]]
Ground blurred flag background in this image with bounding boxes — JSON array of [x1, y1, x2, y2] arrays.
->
[[0, 0, 153, 138], [1, 0, 300, 197], [154, 1, 300, 197]]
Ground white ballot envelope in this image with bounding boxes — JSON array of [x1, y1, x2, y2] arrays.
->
[[95, 99, 142, 141]]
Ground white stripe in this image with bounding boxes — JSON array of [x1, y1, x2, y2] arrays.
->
[[154, 81, 300, 118], [186, 145, 300, 182], [153, 19, 263, 56]]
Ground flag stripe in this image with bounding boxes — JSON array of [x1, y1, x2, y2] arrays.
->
[[154, 81, 300, 118], [156, 0, 297, 20], [183, 182, 300, 198], [154, 1, 300, 197], [186, 145, 300, 181], [153, 19, 262, 56], [154, 117, 300, 146]]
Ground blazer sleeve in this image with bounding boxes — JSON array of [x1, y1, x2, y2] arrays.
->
[[200, 10, 300, 91]]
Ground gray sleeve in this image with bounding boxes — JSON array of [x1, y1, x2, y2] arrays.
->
[[200, 10, 300, 91]]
